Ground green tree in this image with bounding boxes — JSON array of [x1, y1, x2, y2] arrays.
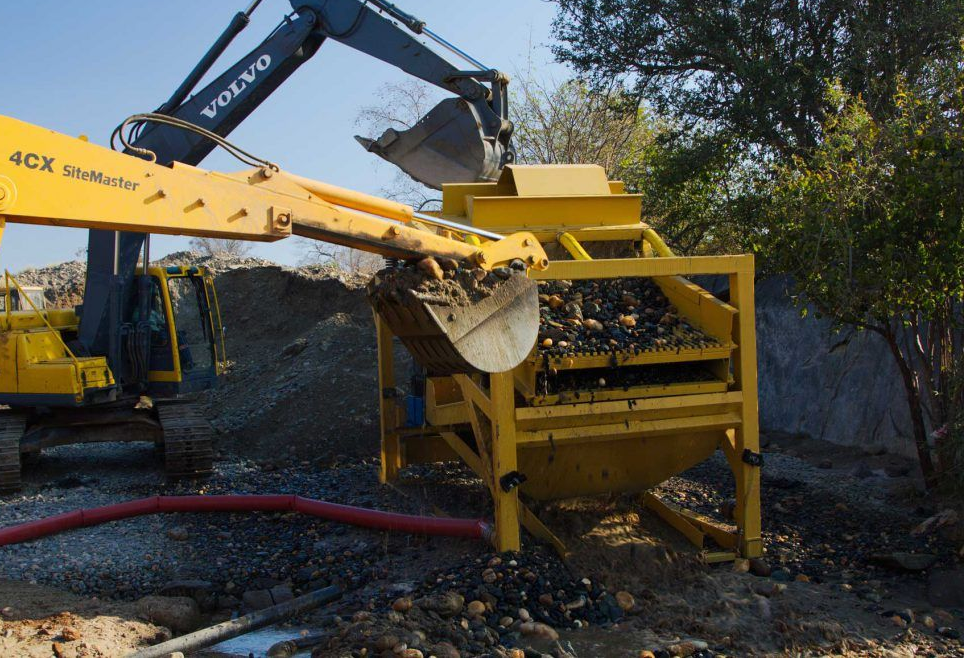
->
[[551, 0, 962, 158], [764, 78, 963, 485]]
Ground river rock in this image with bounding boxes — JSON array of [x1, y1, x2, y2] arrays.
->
[[136, 595, 201, 633], [519, 621, 558, 641], [416, 591, 464, 617], [868, 552, 938, 572]]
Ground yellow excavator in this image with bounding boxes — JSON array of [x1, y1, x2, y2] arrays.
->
[[0, 114, 547, 491]]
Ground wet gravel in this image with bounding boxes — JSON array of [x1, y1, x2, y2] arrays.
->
[[1, 440, 960, 657], [0, 444, 485, 603]]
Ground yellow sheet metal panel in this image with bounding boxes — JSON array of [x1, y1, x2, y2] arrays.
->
[[536, 347, 734, 371], [440, 182, 511, 216], [514, 391, 743, 431], [17, 331, 67, 364], [0, 310, 79, 332], [0, 116, 290, 241], [516, 412, 742, 447], [516, 430, 721, 499], [0, 329, 18, 393], [501, 164, 612, 196], [16, 361, 82, 395], [466, 195, 643, 229], [655, 275, 738, 344], [527, 380, 728, 406]]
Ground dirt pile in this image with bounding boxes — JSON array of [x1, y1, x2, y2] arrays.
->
[[368, 256, 524, 307], [14, 260, 87, 308], [199, 261, 379, 461]]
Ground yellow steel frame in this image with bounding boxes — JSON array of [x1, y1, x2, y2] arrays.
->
[[377, 165, 761, 559], [377, 252, 761, 559]]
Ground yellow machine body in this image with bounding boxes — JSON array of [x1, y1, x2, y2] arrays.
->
[[0, 306, 114, 404], [376, 164, 762, 560], [0, 265, 225, 407]]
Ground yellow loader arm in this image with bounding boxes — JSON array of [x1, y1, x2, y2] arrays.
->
[[0, 115, 547, 271], [0, 115, 549, 374]]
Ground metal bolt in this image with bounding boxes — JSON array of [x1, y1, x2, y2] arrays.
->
[[276, 212, 291, 226], [0, 188, 6, 201], [523, 238, 532, 247], [261, 167, 274, 179], [197, 197, 206, 206], [240, 207, 249, 216], [157, 189, 167, 198]]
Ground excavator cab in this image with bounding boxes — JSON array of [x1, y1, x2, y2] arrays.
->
[[137, 266, 226, 397]]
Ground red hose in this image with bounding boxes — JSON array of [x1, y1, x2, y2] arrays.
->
[[0, 495, 492, 546]]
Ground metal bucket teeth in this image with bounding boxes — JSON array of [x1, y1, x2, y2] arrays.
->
[[371, 275, 539, 375]]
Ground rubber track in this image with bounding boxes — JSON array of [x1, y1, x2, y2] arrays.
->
[[158, 403, 213, 480], [0, 412, 25, 494]]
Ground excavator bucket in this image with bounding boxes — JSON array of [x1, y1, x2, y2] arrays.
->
[[356, 98, 504, 190], [370, 274, 538, 375]]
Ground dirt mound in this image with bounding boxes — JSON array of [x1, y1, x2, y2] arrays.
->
[[200, 263, 381, 461], [14, 260, 87, 309]]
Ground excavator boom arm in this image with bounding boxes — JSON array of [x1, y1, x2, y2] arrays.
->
[[0, 116, 546, 270]]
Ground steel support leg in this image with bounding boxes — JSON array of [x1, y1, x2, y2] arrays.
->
[[489, 371, 521, 552], [376, 314, 401, 484], [729, 262, 762, 557]]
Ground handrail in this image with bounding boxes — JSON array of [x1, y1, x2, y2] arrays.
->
[[3, 270, 81, 369]]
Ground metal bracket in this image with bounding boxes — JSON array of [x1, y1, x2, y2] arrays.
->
[[741, 449, 763, 467], [499, 470, 527, 493], [381, 387, 398, 400]]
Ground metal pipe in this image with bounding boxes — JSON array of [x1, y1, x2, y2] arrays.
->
[[557, 232, 592, 261], [283, 172, 414, 222], [641, 227, 675, 258], [156, 7, 258, 115], [128, 585, 342, 658], [421, 27, 489, 70], [412, 211, 504, 241], [281, 172, 505, 240]]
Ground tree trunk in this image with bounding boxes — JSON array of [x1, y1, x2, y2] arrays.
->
[[881, 328, 936, 488]]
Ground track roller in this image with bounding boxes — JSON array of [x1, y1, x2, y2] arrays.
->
[[158, 402, 214, 480], [0, 412, 26, 493]]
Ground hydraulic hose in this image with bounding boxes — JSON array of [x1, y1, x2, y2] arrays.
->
[[0, 495, 492, 547]]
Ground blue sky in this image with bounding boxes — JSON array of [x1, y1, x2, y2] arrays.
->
[[0, 0, 565, 272]]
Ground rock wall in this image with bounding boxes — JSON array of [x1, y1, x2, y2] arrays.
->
[[753, 277, 914, 457]]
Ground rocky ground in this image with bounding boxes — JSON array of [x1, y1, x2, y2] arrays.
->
[[0, 255, 961, 657]]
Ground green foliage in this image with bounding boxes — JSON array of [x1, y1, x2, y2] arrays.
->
[[552, 0, 963, 158], [623, 128, 764, 254], [764, 80, 963, 330], [510, 75, 759, 255], [763, 77, 963, 485], [510, 77, 652, 179]]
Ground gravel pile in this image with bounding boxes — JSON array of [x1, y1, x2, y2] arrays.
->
[[536, 278, 719, 358]]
